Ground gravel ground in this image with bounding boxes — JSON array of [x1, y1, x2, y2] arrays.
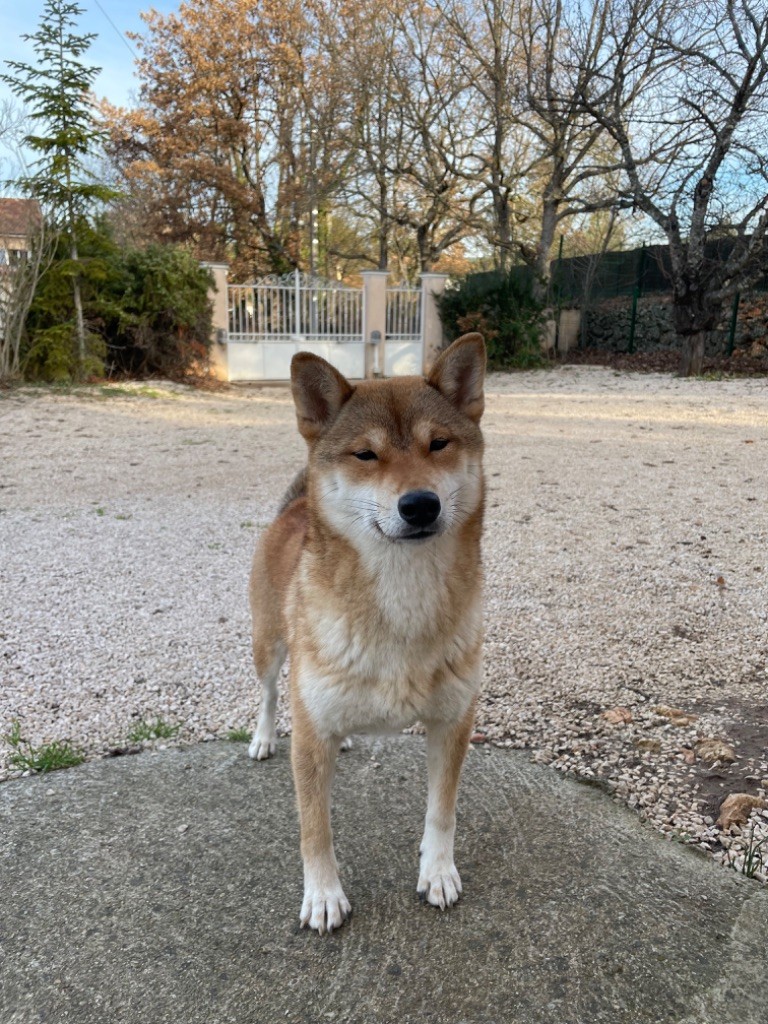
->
[[2, 368, 767, 880]]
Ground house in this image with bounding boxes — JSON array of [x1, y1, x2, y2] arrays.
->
[[0, 198, 43, 346], [0, 198, 42, 267]]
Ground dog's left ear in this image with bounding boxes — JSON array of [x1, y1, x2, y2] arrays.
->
[[291, 352, 354, 442], [427, 332, 486, 423]]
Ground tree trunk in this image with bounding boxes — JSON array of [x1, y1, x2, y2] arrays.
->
[[417, 224, 430, 273], [70, 237, 86, 378], [678, 332, 706, 377], [377, 172, 388, 271], [65, 187, 86, 378], [532, 198, 559, 304], [673, 283, 719, 377], [494, 189, 511, 273]]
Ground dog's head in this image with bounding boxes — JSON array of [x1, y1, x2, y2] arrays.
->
[[290, 333, 485, 546]]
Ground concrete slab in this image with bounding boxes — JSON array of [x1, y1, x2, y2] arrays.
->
[[1, 738, 766, 1024]]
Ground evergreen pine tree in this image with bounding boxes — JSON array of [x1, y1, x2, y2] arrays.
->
[[2, 0, 115, 377]]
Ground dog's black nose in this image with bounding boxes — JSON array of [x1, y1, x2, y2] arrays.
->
[[398, 490, 441, 528]]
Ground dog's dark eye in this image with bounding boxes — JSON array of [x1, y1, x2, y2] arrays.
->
[[353, 450, 378, 461], [429, 438, 450, 452]]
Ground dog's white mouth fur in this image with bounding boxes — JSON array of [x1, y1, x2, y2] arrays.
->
[[373, 520, 441, 543], [320, 462, 481, 554]]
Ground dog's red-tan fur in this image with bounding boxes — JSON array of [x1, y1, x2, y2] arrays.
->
[[249, 334, 486, 933]]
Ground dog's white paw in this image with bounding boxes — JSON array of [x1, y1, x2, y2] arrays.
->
[[300, 882, 351, 935], [339, 736, 353, 752], [248, 730, 277, 760], [417, 860, 462, 910]]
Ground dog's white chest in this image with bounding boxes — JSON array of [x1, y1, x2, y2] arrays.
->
[[297, 646, 478, 737], [294, 551, 482, 737], [288, 535, 482, 737]]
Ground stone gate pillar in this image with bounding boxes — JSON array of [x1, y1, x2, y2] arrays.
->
[[361, 271, 388, 379], [420, 273, 449, 373], [201, 262, 229, 382]]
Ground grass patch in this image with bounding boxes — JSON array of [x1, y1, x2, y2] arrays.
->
[[99, 385, 134, 397], [495, 341, 550, 371], [4, 720, 85, 774], [133, 386, 172, 399], [728, 823, 768, 880], [128, 717, 181, 743], [227, 728, 251, 743], [98, 385, 172, 399]]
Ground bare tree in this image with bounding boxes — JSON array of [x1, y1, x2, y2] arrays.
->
[[0, 218, 57, 382], [438, 0, 528, 272], [385, 2, 484, 273], [328, 0, 407, 271], [513, 0, 641, 299], [580, 0, 768, 374], [0, 99, 29, 183], [437, 0, 643, 290]]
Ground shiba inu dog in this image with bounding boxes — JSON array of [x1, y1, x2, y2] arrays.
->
[[248, 332, 486, 934]]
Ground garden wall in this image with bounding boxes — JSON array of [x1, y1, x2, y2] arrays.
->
[[583, 294, 768, 358]]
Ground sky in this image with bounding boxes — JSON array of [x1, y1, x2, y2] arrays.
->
[[0, 1, 179, 110]]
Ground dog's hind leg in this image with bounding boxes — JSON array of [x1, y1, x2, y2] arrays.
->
[[248, 639, 287, 760], [248, 501, 304, 762]]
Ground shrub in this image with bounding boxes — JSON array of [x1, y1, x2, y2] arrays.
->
[[21, 219, 213, 381], [437, 270, 546, 369], [22, 221, 113, 380], [104, 245, 213, 379]]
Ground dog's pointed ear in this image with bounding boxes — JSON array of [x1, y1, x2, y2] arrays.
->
[[427, 332, 486, 422], [291, 352, 353, 442]]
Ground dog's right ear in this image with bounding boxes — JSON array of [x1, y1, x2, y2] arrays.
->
[[427, 332, 486, 423], [291, 353, 353, 442]]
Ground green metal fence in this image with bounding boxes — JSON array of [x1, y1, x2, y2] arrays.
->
[[535, 238, 768, 306]]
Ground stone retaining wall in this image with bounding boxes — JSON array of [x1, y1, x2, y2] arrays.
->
[[583, 294, 768, 359]]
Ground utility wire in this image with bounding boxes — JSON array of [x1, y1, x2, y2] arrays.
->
[[91, 0, 138, 60]]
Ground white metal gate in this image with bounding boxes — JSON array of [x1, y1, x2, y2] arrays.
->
[[225, 271, 429, 381], [228, 271, 365, 381], [385, 286, 422, 376]]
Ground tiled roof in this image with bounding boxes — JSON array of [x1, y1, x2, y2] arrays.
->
[[0, 198, 43, 237]]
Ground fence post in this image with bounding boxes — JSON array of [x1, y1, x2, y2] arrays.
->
[[294, 268, 302, 337], [420, 272, 449, 373], [361, 271, 388, 378], [628, 287, 639, 354], [201, 262, 229, 381], [553, 235, 564, 353], [637, 243, 647, 298], [727, 291, 740, 356]]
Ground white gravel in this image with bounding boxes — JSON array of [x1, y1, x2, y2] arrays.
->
[[1, 368, 767, 879]]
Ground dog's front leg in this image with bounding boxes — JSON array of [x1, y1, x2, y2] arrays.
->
[[418, 699, 476, 910], [291, 699, 350, 934]]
